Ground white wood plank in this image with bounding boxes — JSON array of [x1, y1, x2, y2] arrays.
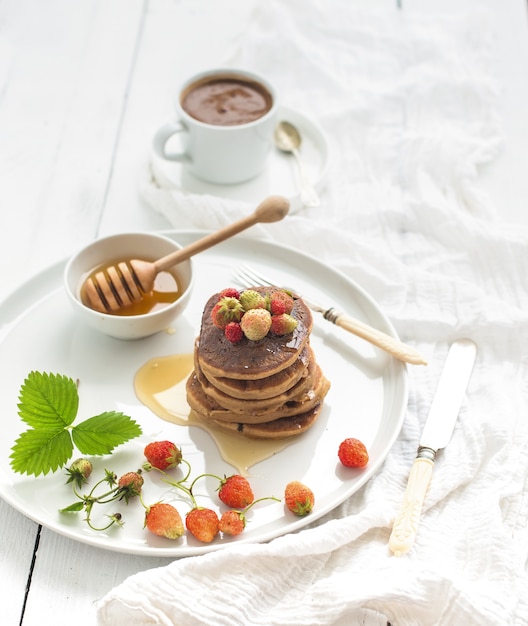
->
[[0, 501, 40, 626], [0, 0, 145, 297], [22, 529, 172, 626]]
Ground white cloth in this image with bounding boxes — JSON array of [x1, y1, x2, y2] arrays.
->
[[97, 2, 528, 625]]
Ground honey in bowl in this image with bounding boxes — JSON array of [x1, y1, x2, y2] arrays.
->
[[80, 258, 182, 316]]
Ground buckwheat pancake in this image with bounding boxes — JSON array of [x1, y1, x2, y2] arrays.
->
[[199, 344, 312, 400], [208, 404, 324, 439], [197, 288, 313, 381], [196, 394, 329, 440], [193, 352, 317, 414], [185, 286, 330, 440], [187, 359, 328, 424]]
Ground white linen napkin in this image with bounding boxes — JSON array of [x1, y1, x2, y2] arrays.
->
[[96, 2, 528, 625]]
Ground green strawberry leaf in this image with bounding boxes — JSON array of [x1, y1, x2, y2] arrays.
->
[[11, 372, 143, 477], [18, 372, 79, 429], [60, 502, 86, 513], [71, 412, 142, 456], [10, 428, 74, 476]]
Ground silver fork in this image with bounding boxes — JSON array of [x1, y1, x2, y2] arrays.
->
[[233, 264, 427, 366]]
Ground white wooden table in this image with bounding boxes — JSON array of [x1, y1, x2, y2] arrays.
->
[[1, 1, 527, 624]]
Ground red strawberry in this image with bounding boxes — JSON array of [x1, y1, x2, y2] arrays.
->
[[269, 290, 294, 315], [219, 510, 245, 536], [224, 321, 243, 343], [117, 471, 144, 502], [270, 313, 298, 336], [284, 481, 314, 516], [145, 502, 184, 539], [186, 507, 220, 543], [218, 474, 254, 509], [144, 440, 182, 470], [218, 288, 240, 299], [211, 297, 244, 330], [338, 438, 369, 468]]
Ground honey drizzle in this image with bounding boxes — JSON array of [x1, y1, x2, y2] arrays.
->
[[134, 354, 293, 475]]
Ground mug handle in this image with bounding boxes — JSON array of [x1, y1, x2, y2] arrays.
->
[[152, 120, 191, 162]]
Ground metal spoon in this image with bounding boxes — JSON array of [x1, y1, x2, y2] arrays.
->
[[274, 121, 320, 207]]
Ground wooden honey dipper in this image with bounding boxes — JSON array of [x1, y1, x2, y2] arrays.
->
[[83, 195, 290, 314]]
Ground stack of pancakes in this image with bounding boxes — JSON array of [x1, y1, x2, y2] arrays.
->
[[186, 287, 330, 439]]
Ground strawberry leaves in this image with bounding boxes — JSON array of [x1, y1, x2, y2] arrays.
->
[[71, 412, 142, 454], [11, 428, 74, 476], [17, 371, 78, 429], [10, 372, 142, 477]]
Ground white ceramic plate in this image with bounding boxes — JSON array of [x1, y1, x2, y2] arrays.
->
[[150, 106, 330, 214], [0, 233, 407, 556]]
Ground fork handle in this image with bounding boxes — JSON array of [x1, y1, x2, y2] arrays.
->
[[323, 309, 427, 365]]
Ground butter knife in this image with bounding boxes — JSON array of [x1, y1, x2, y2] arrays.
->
[[389, 338, 477, 556]]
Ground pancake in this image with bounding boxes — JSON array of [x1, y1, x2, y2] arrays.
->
[[194, 354, 317, 414], [197, 287, 313, 381], [194, 400, 326, 440], [200, 344, 312, 400], [185, 285, 330, 440], [186, 362, 330, 425]]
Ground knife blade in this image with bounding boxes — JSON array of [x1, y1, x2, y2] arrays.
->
[[389, 338, 477, 556]]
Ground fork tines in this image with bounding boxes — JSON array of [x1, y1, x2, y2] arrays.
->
[[233, 265, 275, 289]]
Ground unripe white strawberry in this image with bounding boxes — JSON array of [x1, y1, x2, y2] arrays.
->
[[240, 308, 272, 341], [239, 289, 267, 311], [66, 457, 93, 488]]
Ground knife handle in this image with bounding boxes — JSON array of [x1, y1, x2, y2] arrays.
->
[[389, 456, 434, 556], [323, 309, 427, 366]]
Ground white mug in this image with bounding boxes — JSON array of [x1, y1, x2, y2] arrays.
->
[[152, 68, 278, 185]]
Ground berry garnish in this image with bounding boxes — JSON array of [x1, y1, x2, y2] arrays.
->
[[337, 438, 369, 468], [270, 313, 298, 335], [218, 510, 246, 536], [144, 440, 182, 470], [117, 471, 144, 503], [218, 474, 255, 509], [240, 308, 272, 341], [186, 507, 220, 543], [269, 290, 294, 315], [239, 289, 267, 310], [65, 458, 93, 488], [210, 287, 299, 342], [224, 321, 243, 343], [211, 297, 244, 329], [218, 288, 240, 299], [145, 502, 184, 539], [284, 481, 314, 516]]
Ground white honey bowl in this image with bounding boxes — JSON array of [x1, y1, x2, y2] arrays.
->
[[64, 232, 193, 340]]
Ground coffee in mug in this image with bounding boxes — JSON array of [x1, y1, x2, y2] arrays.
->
[[181, 76, 273, 126], [152, 69, 278, 185]]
